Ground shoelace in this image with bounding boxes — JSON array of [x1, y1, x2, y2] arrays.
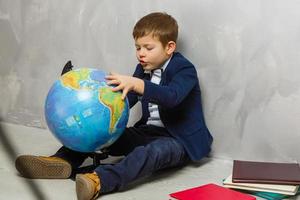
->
[[86, 172, 101, 200]]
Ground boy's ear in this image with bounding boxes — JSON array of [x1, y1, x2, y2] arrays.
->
[[166, 41, 176, 55]]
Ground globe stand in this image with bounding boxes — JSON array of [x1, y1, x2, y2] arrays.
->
[[91, 150, 109, 167], [74, 150, 110, 177]]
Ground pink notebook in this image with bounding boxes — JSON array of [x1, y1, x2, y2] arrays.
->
[[169, 183, 256, 200]]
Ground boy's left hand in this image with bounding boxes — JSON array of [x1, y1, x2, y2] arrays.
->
[[106, 73, 144, 100]]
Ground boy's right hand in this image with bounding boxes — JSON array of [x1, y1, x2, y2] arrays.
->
[[106, 73, 145, 100]]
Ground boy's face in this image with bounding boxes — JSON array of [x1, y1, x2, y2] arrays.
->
[[135, 34, 175, 71]]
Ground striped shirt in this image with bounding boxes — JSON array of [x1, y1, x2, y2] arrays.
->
[[146, 56, 171, 127]]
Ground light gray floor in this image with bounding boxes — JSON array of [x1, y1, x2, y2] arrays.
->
[[0, 122, 298, 200]]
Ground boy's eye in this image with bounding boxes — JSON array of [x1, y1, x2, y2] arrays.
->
[[136, 47, 141, 51], [146, 47, 154, 51]]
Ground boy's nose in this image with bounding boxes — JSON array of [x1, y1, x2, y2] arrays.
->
[[138, 49, 146, 58]]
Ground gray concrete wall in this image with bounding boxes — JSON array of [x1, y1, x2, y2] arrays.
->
[[1, 0, 300, 162]]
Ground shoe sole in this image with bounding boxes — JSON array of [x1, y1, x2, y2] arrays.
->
[[15, 155, 72, 179], [76, 174, 97, 200]]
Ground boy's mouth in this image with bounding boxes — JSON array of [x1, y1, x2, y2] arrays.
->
[[140, 60, 147, 66]]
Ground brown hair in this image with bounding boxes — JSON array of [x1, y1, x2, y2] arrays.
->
[[132, 12, 178, 47]]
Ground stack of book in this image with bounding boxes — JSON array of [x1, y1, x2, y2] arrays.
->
[[223, 160, 300, 199]]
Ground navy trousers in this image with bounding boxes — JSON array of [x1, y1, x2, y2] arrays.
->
[[54, 125, 190, 193]]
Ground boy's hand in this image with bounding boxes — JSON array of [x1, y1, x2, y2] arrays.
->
[[106, 73, 144, 100]]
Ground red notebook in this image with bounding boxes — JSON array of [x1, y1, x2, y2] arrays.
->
[[169, 183, 256, 200]]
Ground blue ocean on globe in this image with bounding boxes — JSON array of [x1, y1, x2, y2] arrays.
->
[[44, 68, 129, 152]]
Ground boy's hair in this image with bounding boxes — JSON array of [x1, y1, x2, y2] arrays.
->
[[133, 12, 178, 47]]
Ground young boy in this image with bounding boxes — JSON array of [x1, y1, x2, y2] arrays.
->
[[15, 12, 213, 200]]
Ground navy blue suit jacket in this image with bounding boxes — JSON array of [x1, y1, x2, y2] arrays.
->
[[127, 52, 213, 161]]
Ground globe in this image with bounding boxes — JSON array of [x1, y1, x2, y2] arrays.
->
[[44, 68, 129, 152]]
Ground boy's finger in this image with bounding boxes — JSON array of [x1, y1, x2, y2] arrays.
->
[[105, 75, 114, 80], [107, 80, 120, 85], [111, 85, 123, 92], [122, 88, 129, 100]]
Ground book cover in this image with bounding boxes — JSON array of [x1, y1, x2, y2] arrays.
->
[[233, 160, 300, 185], [223, 175, 299, 195], [169, 183, 256, 200], [248, 187, 300, 200], [247, 190, 292, 200]]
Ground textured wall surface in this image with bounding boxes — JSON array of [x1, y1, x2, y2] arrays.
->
[[1, 0, 300, 161]]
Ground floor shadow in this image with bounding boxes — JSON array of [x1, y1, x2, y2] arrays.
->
[[0, 118, 47, 200]]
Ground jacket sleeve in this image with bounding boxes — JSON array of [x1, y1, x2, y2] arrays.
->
[[142, 64, 198, 109]]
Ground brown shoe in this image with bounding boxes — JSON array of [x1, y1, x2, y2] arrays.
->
[[15, 155, 72, 179], [76, 172, 101, 200]]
